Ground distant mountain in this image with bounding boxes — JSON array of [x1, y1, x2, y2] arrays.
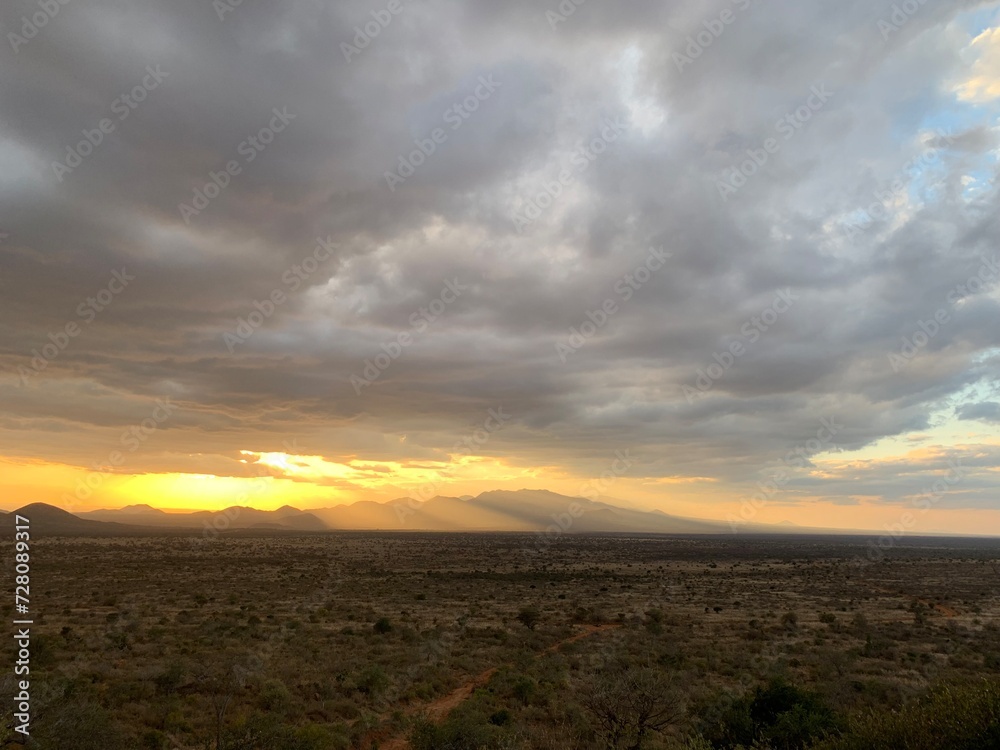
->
[[313, 489, 747, 533], [107, 503, 168, 515], [20, 490, 814, 536], [80, 504, 327, 531], [4, 502, 139, 536]]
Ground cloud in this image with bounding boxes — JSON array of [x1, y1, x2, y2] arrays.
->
[[957, 25, 1000, 101], [0, 0, 999, 525], [958, 401, 1000, 422]]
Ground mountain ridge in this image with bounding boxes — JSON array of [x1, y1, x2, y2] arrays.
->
[[14, 489, 804, 535]]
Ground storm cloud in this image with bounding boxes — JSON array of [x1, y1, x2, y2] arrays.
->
[[1, 0, 999, 525]]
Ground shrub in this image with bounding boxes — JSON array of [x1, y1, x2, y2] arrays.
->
[[516, 606, 541, 631], [409, 714, 499, 750], [581, 666, 684, 749], [511, 677, 535, 706], [224, 712, 336, 750], [489, 709, 512, 726], [32, 701, 129, 750], [153, 662, 184, 695], [701, 677, 840, 750], [259, 678, 293, 712], [141, 729, 168, 749], [355, 666, 389, 697], [816, 680, 1000, 750], [373, 617, 393, 634]]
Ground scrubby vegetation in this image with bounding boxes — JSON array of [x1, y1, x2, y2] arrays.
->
[[2, 533, 999, 748]]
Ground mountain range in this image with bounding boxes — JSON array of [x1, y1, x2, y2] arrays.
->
[[2, 489, 807, 536]]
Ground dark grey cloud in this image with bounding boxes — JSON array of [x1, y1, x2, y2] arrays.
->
[[1, 0, 999, 515], [958, 401, 1000, 422]]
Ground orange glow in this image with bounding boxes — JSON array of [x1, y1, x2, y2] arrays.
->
[[1, 439, 998, 536]]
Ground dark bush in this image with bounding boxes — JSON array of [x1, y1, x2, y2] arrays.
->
[[409, 715, 497, 750], [516, 606, 541, 631], [224, 712, 334, 750], [701, 677, 840, 750]]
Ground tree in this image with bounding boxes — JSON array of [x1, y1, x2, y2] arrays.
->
[[582, 666, 684, 750], [703, 677, 840, 750], [516, 606, 541, 631], [198, 661, 248, 750]]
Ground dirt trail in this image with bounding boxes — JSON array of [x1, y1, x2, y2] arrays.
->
[[916, 597, 958, 617], [368, 623, 621, 750], [871, 586, 958, 618]]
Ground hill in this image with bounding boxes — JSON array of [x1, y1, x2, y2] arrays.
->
[[4, 502, 140, 536]]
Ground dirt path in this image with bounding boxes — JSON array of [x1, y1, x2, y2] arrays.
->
[[916, 597, 958, 617], [870, 586, 959, 618], [368, 623, 621, 750]]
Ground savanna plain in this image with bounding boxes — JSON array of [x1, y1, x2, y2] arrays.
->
[[4, 532, 1000, 750]]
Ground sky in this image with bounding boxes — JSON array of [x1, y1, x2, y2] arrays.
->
[[1, 0, 999, 535]]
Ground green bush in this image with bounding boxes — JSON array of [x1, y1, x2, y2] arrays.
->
[[259, 678, 293, 712], [409, 715, 494, 750], [511, 676, 535, 706], [224, 712, 336, 750], [701, 677, 840, 750], [815, 680, 1000, 750], [355, 665, 389, 697], [32, 701, 129, 750], [489, 709, 512, 726], [153, 662, 185, 695]]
